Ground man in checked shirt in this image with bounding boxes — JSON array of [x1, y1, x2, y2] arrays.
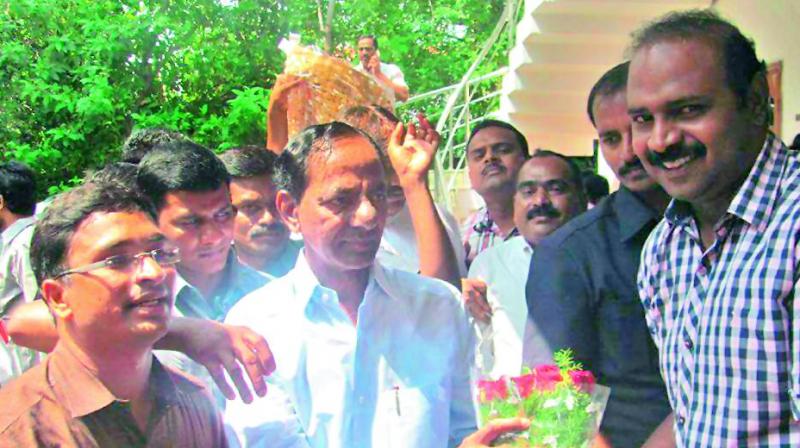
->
[[630, 10, 800, 446]]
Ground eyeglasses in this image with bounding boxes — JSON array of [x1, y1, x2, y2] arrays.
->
[[52, 247, 181, 280]]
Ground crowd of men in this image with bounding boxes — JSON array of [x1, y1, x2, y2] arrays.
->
[[0, 9, 798, 448]]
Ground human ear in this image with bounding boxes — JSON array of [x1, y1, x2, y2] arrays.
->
[[746, 71, 771, 128], [41, 279, 72, 320], [276, 190, 301, 234]]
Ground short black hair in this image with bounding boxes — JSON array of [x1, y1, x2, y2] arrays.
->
[[275, 122, 384, 200], [790, 133, 800, 150], [339, 104, 399, 152], [629, 9, 766, 106], [220, 146, 278, 179], [87, 162, 139, 187], [0, 161, 37, 216], [529, 149, 585, 194], [121, 128, 186, 164], [357, 35, 378, 49], [582, 171, 610, 203], [587, 61, 630, 126], [30, 180, 158, 286], [137, 140, 230, 210], [468, 120, 529, 158]]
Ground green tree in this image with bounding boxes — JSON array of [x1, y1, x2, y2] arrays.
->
[[1, 0, 507, 196]]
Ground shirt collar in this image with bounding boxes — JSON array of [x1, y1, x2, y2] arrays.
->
[[664, 134, 785, 232], [1, 216, 35, 246], [613, 187, 661, 242], [47, 343, 183, 419], [288, 250, 389, 312], [472, 208, 518, 239]]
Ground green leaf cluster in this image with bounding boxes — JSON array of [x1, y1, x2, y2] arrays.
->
[[1, 0, 507, 196]]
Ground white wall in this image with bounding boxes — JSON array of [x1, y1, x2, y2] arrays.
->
[[714, 0, 800, 142]]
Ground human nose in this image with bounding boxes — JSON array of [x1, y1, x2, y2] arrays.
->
[[199, 220, 227, 246], [530, 186, 552, 207], [621, 130, 638, 163], [352, 196, 380, 229], [134, 254, 168, 283], [647, 118, 681, 154]]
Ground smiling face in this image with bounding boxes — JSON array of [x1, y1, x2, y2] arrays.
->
[[466, 126, 528, 199], [230, 175, 289, 264], [45, 211, 176, 349], [513, 156, 586, 246], [157, 186, 235, 279], [627, 39, 765, 208], [280, 134, 388, 276], [593, 91, 659, 193]]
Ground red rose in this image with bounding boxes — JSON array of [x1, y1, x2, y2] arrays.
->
[[569, 370, 596, 393], [511, 373, 537, 398], [533, 365, 563, 391], [478, 378, 509, 402]]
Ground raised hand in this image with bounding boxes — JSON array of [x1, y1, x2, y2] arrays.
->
[[269, 74, 309, 111], [387, 113, 440, 187], [461, 278, 492, 324]]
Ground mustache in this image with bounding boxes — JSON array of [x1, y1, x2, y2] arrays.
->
[[618, 158, 645, 177], [526, 204, 560, 220], [482, 162, 506, 176], [249, 223, 287, 238], [646, 141, 707, 169]]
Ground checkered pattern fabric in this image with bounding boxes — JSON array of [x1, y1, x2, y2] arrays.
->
[[462, 207, 518, 265], [638, 135, 800, 447]]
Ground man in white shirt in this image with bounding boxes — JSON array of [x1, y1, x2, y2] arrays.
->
[[464, 151, 586, 378], [0, 161, 41, 384], [224, 121, 476, 447], [355, 35, 409, 103]]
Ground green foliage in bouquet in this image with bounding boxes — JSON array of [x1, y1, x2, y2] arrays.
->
[[476, 350, 608, 448]]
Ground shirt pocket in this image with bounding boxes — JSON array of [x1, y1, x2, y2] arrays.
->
[[376, 384, 449, 448]]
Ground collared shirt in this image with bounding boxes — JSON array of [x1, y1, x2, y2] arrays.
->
[[0, 217, 42, 386], [174, 249, 271, 322], [468, 236, 548, 378], [257, 239, 303, 278], [527, 187, 670, 448], [461, 207, 519, 266], [223, 252, 477, 447], [0, 343, 227, 447], [355, 61, 407, 103], [0, 217, 38, 313], [638, 135, 800, 446], [378, 203, 467, 277]]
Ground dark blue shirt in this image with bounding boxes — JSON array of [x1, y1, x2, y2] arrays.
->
[[526, 186, 671, 448]]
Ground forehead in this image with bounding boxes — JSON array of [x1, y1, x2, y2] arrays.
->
[[305, 135, 385, 190], [627, 39, 727, 108], [517, 156, 572, 184], [593, 91, 629, 129], [358, 38, 375, 49], [230, 175, 277, 200], [468, 127, 521, 152], [160, 185, 231, 217], [68, 211, 161, 261]]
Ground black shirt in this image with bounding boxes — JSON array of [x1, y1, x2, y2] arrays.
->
[[526, 187, 671, 448]]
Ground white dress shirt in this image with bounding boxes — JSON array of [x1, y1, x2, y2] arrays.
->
[[355, 61, 407, 103], [0, 217, 42, 385], [468, 236, 548, 378], [378, 203, 467, 277], [223, 252, 477, 447]]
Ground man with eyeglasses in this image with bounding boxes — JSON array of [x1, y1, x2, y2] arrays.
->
[[0, 180, 228, 446]]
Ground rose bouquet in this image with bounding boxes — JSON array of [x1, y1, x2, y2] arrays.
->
[[475, 350, 610, 447]]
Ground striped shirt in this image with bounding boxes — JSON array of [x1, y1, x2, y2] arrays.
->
[[461, 207, 518, 266], [638, 134, 800, 447]]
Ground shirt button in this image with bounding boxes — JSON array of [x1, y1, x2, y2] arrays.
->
[[697, 265, 707, 276], [684, 338, 693, 350], [677, 414, 686, 426]]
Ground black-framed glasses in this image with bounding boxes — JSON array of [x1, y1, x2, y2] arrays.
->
[[52, 247, 181, 280]]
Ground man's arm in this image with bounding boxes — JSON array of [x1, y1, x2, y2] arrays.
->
[[387, 115, 460, 287], [6, 301, 274, 403], [366, 54, 409, 102]]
